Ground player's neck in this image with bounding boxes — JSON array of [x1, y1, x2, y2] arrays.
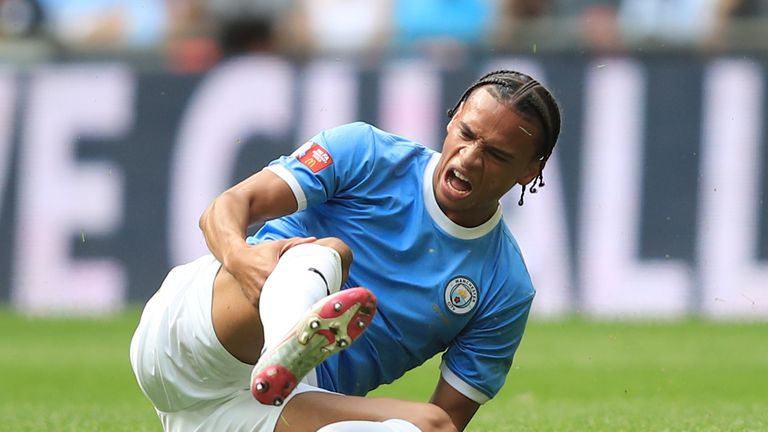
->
[[442, 205, 498, 228]]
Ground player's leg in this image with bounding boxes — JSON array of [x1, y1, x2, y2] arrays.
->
[[251, 285, 377, 405], [130, 254, 257, 427], [317, 419, 421, 432], [277, 391, 457, 432], [194, 384, 455, 432], [207, 237, 454, 431], [258, 237, 351, 355], [139, 241, 452, 431]]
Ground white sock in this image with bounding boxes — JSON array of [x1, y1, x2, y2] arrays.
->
[[317, 419, 422, 432], [258, 243, 342, 354]]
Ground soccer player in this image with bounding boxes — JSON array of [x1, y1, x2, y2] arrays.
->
[[129, 70, 561, 432]]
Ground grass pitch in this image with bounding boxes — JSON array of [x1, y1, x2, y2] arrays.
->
[[0, 308, 766, 431]]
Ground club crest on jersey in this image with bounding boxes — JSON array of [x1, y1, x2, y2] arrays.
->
[[444, 276, 478, 315], [293, 142, 333, 173]]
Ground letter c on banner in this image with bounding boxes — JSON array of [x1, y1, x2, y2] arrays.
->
[[169, 57, 295, 265]]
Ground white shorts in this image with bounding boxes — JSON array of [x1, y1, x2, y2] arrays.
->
[[129, 254, 329, 432]]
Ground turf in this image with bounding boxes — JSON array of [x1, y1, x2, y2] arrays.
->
[[0, 308, 766, 431]]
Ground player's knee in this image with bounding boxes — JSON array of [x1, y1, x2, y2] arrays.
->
[[314, 237, 353, 274], [415, 404, 457, 432]]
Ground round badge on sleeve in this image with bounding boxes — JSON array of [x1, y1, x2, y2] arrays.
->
[[444, 276, 478, 315]]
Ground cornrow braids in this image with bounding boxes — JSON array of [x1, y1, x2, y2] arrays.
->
[[447, 70, 562, 205]]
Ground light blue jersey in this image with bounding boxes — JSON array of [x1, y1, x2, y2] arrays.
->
[[247, 122, 535, 404]]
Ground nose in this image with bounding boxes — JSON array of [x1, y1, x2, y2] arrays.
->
[[459, 142, 482, 169]]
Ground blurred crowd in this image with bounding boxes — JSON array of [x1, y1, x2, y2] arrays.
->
[[1, 0, 767, 71]]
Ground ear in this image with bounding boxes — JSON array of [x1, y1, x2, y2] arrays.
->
[[517, 159, 544, 186]]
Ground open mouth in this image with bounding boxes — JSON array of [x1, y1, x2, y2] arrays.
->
[[447, 169, 472, 193]]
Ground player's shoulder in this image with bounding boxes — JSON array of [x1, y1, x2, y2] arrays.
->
[[320, 122, 430, 155], [320, 121, 376, 141], [318, 122, 383, 144], [491, 225, 536, 299], [498, 224, 524, 257]]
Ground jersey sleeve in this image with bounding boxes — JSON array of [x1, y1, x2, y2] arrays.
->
[[265, 122, 378, 211], [440, 289, 534, 404]]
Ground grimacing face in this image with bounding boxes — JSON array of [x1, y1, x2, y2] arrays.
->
[[433, 87, 543, 227]]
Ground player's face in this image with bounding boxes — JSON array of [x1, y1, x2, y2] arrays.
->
[[434, 88, 542, 227]]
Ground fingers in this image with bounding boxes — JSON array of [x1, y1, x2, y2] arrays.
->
[[278, 236, 318, 256], [225, 237, 318, 308]]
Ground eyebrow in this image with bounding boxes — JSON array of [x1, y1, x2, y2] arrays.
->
[[458, 121, 516, 160]]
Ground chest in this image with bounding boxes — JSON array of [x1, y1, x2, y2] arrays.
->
[[347, 224, 492, 344]]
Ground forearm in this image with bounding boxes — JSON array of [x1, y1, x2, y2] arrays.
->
[[199, 190, 252, 268], [430, 377, 479, 431], [198, 169, 300, 271]]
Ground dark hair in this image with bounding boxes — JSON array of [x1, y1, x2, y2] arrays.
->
[[447, 70, 562, 205]]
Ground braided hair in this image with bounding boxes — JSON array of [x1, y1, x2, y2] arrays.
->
[[447, 70, 562, 205]]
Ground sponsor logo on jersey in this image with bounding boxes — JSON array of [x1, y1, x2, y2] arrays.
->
[[444, 276, 478, 315], [294, 142, 333, 173]]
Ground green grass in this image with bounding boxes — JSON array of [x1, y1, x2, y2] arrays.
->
[[0, 309, 766, 431]]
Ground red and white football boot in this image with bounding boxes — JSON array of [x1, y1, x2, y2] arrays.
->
[[250, 287, 377, 406]]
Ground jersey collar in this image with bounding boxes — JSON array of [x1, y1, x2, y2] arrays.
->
[[423, 153, 502, 240]]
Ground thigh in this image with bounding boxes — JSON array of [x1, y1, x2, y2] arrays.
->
[[131, 255, 253, 412], [211, 266, 265, 365]]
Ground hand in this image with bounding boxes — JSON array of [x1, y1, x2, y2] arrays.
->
[[223, 236, 317, 307]]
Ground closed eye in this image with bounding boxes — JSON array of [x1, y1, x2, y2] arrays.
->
[[458, 122, 477, 141], [487, 148, 513, 162]]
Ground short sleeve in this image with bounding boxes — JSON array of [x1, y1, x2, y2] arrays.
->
[[440, 293, 533, 404], [265, 122, 378, 211]]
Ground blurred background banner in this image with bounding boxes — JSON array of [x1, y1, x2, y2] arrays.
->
[[0, 0, 765, 319]]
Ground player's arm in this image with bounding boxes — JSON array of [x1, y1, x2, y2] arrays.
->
[[432, 288, 532, 430], [429, 376, 480, 431], [200, 168, 296, 255], [199, 169, 313, 304]]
